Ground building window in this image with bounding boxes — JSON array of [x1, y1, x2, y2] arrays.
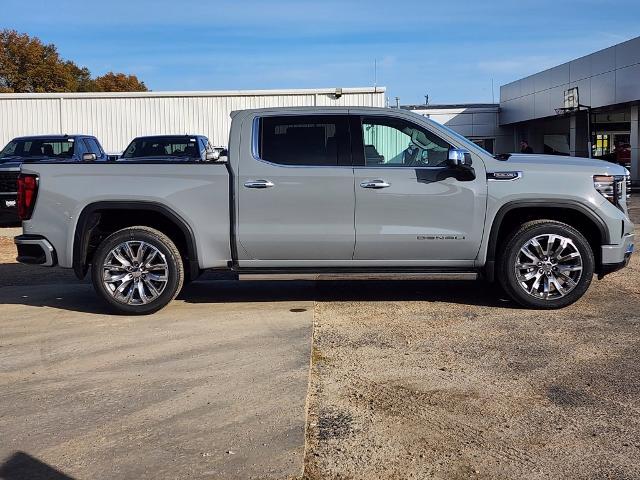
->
[[471, 138, 494, 154]]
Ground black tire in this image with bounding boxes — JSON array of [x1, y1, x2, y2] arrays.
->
[[91, 226, 184, 315], [497, 220, 594, 309]]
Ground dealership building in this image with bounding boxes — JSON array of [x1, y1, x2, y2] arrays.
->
[[408, 35, 640, 185]]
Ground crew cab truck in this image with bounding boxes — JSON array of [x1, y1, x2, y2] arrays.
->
[[0, 134, 107, 224], [14, 107, 634, 314], [118, 135, 218, 162]]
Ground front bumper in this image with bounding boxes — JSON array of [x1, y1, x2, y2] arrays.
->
[[14, 234, 57, 267], [599, 233, 634, 277]]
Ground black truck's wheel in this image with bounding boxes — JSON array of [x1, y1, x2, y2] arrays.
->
[[91, 226, 184, 315], [497, 220, 594, 309]]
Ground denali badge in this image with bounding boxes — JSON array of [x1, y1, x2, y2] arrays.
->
[[487, 171, 522, 181], [5, 200, 16, 208], [417, 235, 466, 240]]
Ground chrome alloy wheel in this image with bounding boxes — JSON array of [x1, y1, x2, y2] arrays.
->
[[515, 234, 583, 300], [102, 241, 169, 305]]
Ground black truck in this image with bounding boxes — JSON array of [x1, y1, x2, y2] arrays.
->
[[0, 134, 107, 224]]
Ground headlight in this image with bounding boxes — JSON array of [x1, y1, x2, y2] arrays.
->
[[593, 174, 628, 206]]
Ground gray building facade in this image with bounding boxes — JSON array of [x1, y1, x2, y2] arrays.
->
[[499, 35, 640, 183], [406, 35, 640, 184], [404, 103, 512, 155]]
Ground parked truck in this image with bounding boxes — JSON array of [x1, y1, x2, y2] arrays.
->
[[14, 107, 634, 314], [0, 135, 107, 224]]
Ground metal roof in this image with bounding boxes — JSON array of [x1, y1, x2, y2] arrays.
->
[[402, 103, 499, 110], [0, 86, 386, 100]]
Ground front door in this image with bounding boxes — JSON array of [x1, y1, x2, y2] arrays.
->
[[237, 113, 355, 263], [352, 114, 487, 262]]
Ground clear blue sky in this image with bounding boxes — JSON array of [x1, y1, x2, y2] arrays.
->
[[3, 0, 640, 104]]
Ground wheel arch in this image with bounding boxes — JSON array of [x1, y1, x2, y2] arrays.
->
[[484, 200, 608, 281], [73, 201, 199, 280]]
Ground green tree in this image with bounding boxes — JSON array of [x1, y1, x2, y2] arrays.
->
[[0, 29, 148, 93]]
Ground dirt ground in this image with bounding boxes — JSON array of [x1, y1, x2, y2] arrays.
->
[[304, 198, 640, 480]]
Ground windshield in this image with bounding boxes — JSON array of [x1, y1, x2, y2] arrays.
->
[[122, 137, 200, 159], [0, 138, 76, 160]]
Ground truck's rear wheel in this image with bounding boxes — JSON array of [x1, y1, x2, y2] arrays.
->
[[91, 226, 184, 315], [497, 220, 594, 309]]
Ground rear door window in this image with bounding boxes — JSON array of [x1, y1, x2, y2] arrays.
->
[[257, 115, 350, 166]]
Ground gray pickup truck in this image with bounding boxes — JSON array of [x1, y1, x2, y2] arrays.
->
[[14, 107, 634, 314]]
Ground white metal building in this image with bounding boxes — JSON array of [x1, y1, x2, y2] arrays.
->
[[0, 87, 385, 153]]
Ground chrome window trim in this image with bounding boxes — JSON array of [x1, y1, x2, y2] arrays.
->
[[250, 115, 452, 171], [250, 115, 353, 169]]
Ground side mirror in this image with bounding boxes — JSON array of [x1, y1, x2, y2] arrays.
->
[[82, 153, 97, 162], [447, 148, 472, 167], [205, 148, 228, 163]]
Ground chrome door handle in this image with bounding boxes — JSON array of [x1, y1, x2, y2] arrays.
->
[[244, 180, 274, 189], [360, 179, 391, 189]]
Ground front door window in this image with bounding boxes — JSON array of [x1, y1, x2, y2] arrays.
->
[[361, 117, 451, 168]]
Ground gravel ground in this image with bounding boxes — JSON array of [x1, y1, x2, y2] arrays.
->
[[304, 197, 640, 480]]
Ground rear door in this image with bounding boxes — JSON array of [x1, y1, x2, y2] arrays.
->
[[236, 112, 355, 263], [352, 113, 487, 262]]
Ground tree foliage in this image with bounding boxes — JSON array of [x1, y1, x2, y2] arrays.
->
[[0, 30, 148, 93], [92, 72, 148, 92]]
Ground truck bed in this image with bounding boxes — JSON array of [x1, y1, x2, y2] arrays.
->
[[20, 163, 231, 270]]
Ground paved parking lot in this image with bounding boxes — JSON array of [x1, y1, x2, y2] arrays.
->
[[0, 198, 638, 480], [0, 252, 313, 479]]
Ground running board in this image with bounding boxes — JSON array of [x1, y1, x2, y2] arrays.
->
[[233, 268, 479, 281]]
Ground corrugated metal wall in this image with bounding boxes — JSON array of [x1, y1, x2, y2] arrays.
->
[[0, 88, 385, 153]]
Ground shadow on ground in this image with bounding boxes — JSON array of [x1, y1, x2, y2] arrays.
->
[[0, 452, 75, 480], [0, 262, 516, 314]]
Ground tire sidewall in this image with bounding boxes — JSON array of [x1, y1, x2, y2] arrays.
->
[[91, 228, 182, 315], [499, 222, 594, 309]]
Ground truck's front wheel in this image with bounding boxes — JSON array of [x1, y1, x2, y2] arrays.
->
[[91, 226, 184, 315], [497, 220, 594, 309]]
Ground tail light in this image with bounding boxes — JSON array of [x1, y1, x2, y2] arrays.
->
[[17, 174, 39, 220]]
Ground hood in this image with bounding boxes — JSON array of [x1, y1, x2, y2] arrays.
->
[[502, 154, 629, 176]]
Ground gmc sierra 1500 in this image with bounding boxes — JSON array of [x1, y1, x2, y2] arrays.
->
[[14, 107, 634, 314]]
